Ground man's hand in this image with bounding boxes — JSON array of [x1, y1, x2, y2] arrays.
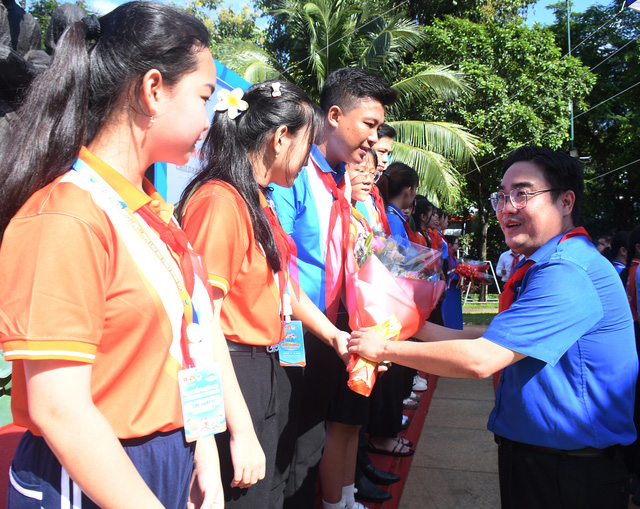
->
[[348, 329, 388, 363]]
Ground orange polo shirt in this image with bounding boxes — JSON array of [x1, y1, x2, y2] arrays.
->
[[182, 181, 283, 346], [0, 148, 213, 438]]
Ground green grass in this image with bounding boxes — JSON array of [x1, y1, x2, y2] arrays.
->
[[462, 312, 497, 325]]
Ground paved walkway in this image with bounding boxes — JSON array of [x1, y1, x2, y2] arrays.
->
[[399, 376, 500, 509]]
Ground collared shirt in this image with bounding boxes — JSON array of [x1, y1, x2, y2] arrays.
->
[[485, 233, 637, 449], [496, 249, 522, 282], [182, 181, 283, 346], [0, 147, 213, 438], [270, 145, 350, 311], [386, 203, 408, 240]]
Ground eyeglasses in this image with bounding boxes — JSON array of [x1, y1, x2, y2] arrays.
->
[[351, 167, 376, 182], [490, 188, 560, 212]]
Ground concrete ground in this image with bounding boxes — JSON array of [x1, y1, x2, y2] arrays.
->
[[398, 375, 638, 509], [399, 376, 499, 509]]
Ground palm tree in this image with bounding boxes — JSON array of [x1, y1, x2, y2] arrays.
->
[[215, 0, 479, 204]]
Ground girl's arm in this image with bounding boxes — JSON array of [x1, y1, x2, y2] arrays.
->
[[188, 434, 224, 509], [24, 359, 164, 509], [289, 281, 350, 364], [210, 288, 266, 488]]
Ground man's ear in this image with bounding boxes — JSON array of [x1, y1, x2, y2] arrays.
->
[[326, 105, 342, 129], [561, 190, 576, 218]]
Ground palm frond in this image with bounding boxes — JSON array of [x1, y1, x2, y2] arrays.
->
[[215, 43, 283, 83], [357, 16, 426, 70], [390, 66, 470, 109], [390, 142, 461, 205], [390, 120, 479, 166]]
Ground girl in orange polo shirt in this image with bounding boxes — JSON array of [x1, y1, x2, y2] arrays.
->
[[0, 3, 263, 508], [179, 80, 350, 509]]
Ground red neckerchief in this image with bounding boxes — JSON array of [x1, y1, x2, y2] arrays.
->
[[427, 228, 442, 250], [498, 227, 591, 312], [370, 186, 391, 235], [137, 204, 211, 368], [509, 251, 521, 278], [312, 159, 351, 321]]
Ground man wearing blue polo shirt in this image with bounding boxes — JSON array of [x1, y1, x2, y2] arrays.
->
[[271, 68, 396, 509], [348, 146, 637, 508]]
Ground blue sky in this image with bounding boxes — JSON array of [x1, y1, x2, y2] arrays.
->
[[87, 0, 607, 24]]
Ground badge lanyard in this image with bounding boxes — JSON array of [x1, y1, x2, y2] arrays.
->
[[72, 161, 202, 369]]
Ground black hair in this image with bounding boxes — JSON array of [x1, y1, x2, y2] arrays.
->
[[366, 147, 378, 169], [608, 231, 628, 262], [319, 67, 397, 114], [377, 123, 396, 140], [177, 80, 320, 273], [376, 162, 418, 208], [413, 195, 435, 230], [445, 235, 458, 246], [0, 1, 210, 241], [502, 146, 584, 225]]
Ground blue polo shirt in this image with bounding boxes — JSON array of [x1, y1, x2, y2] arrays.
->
[[485, 232, 637, 449], [270, 145, 348, 312], [386, 204, 408, 241]]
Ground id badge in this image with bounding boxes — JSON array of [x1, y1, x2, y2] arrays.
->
[[279, 320, 306, 367], [178, 364, 227, 442]]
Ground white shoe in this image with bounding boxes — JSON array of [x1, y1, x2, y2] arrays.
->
[[409, 391, 422, 401], [349, 503, 367, 509], [412, 375, 427, 391], [402, 415, 409, 425]]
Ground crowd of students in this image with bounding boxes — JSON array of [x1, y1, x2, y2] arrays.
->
[[1, 3, 636, 509]]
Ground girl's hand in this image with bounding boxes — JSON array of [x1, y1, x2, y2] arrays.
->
[[229, 430, 266, 488]]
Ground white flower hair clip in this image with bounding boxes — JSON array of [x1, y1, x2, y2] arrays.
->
[[271, 82, 282, 97], [214, 88, 248, 119]]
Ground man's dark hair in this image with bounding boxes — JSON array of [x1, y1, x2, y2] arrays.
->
[[320, 68, 397, 114], [502, 146, 584, 225], [378, 123, 396, 140]]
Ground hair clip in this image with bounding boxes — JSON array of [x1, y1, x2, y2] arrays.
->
[[271, 82, 282, 98], [214, 88, 249, 119]]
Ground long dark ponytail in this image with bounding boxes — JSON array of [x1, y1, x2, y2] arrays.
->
[[0, 1, 210, 241], [376, 162, 419, 208], [177, 80, 321, 273]]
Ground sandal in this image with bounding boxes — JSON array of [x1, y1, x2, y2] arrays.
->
[[368, 437, 415, 457]]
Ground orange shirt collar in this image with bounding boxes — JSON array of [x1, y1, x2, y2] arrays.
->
[[78, 147, 174, 223]]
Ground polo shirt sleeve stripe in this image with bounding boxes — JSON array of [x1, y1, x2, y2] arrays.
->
[[208, 274, 229, 296], [2, 339, 97, 362]]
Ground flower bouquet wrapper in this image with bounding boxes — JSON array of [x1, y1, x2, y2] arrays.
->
[[346, 235, 445, 342], [347, 315, 402, 397]]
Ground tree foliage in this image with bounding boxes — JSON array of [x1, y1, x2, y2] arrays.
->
[[408, 16, 594, 261], [546, 1, 640, 236]]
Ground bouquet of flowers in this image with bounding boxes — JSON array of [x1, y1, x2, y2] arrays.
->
[[345, 232, 446, 395], [453, 260, 493, 293], [347, 315, 401, 397]]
